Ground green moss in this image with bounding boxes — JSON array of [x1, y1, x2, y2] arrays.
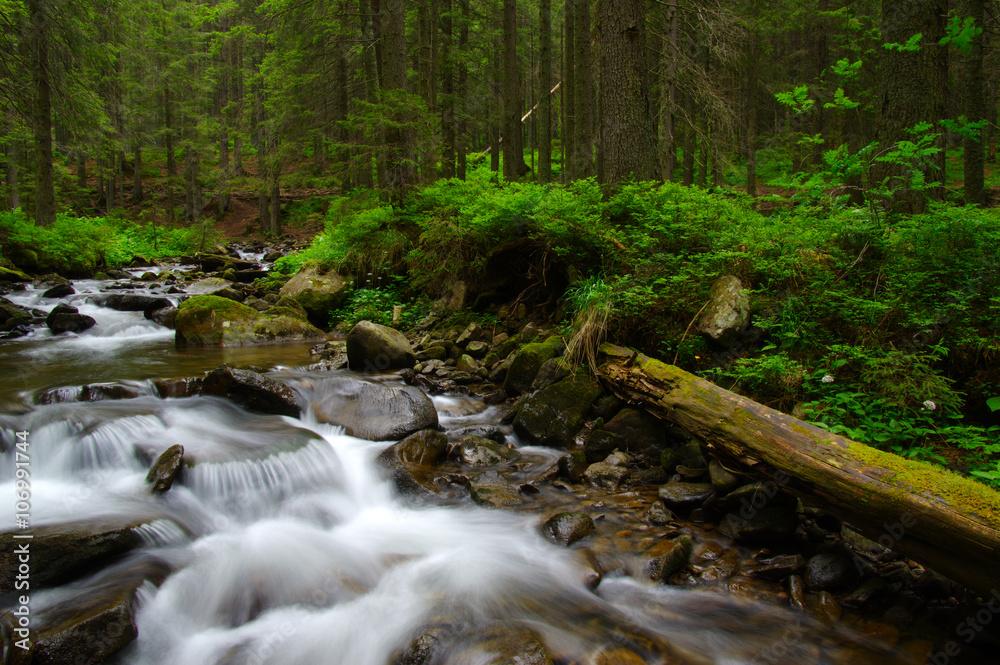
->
[[0, 265, 31, 281], [178, 295, 258, 320], [845, 439, 1000, 527]]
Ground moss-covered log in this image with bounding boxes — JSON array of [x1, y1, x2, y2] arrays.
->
[[597, 344, 1000, 596]]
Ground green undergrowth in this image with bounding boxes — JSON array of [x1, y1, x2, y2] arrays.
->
[[0, 209, 215, 274], [270, 166, 1000, 487]]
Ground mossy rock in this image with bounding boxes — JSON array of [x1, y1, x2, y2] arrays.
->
[[278, 260, 350, 327], [0, 265, 31, 282], [502, 335, 565, 396], [512, 374, 602, 448], [175, 295, 324, 347]]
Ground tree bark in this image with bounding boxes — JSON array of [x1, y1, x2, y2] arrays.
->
[[440, 0, 456, 179], [537, 0, 552, 184], [6, 142, 19, 211], [456, 0, 469, 179], [573, 0, 593, 178], [132, 143, 144, 204], [29, 0, 55, 226], [596, 0, 656, 187], [379, 0, 418, 195], [873, 0, 948, 214], [963, 0, 985, 206], [562, 0, 576, 182], [503, 0, 528, 180], [659, 0, 678, 182], [597, 345, 1000, 597]]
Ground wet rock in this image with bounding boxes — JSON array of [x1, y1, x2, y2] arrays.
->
[[697, 275, 750, 348], [146, 444, 184, 494], [746, 554, 805, 582], [153, 377, 203, 398], [186, 277, 235, 295], [196, 252, 254, 272], [633, 466, 669, 485], [0, 297, 32, 331], [541, 512, 596, 546], [175, 295, 325, 346], [447, 425, 505, 444], [278, 260, 350, 326], [0, 519, 149, 590], [717, 481, 798, 514], [455, 322, 482, 347], [502, 336, 564, 396], [0, 266, 31, 282], [458, 435, 520, 466], [583, 461, 630, 491], [149, 306, 178, 328], [211, 286, 246, 303], [813, 590, 842, 625], [512, 374, 602, 448], [644, 502, 676, 526], [312, 380, 438, 441], [34, 383, 142, 405], [42, 282, 75, 298], [441, 624, 553, 665], [346, 320, 417, 372], [804, 552, 857, 592], [45, 303, 96, 334], [659, 442, 705, 475], [417, 345, 447, 361], [2, 558, 171, 665], [708, 459, 740, 493], [468, 470, 524, 509], [842, 578, 889, 609], [103, 294, 172, 315], [601, 408, 667, 461], [558, 451, 589, 483], [645, 536, 693, 583], [465, 340, 489, 358], [201, 365, 299, 417], [530, 357, 572, 391], [718, 505, 798, 544], [455, 354, 479, 374], [377, 430, 449, 497], [657, 482, 713, 510], [787, 574, 807, 611]]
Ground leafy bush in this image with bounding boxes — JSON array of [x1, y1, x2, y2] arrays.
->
[[329, 278, 426, 330]]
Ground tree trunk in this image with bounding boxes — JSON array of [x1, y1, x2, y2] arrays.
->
[[503, 0, 528, 180], [597, 345, 1000, 598], [270, 160, 281, 236], [29, 0, 55, 226], [745, 32, 758, 201], [537, 0, 552, 184], [491, 36, 501, 175], [6, 142, 19, 211], [660, 0, 678, 182], [440, 0, 456, 179], [562, 0, 576, 183], [873, 0, 948, 214], [76, 150, 86, 190], [596, 0, 656, 187], [379, 0, 418, 196], [573, 0, 593, 178], [456, 0, 469, 179], [132, 143, 144, 204], [682, 92, 695, 187], [964, 0, 985, 206]]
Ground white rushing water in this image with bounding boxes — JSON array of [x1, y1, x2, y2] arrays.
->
[[0, 275, 910, 665]]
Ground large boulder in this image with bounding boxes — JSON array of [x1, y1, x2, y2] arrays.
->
[[600, 408, 667, 461], [311, 379, 438, 441], [0, 265, 31, 282], [278, 261, 350, 327], [102, 294, 172, 316], [0, 519, 150, 590], [45, 303, 96, 334], [0, 297, 33, 336], [697, 275, 750, 348], [512, 374, 602, 448], [200, 365, 300, 417], [174, 295, 325, 346], [346, 320, 416, 372], [502, 336, 564, 396], [376, 429, 449, 497]]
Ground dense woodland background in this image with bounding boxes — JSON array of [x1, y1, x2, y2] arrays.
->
[[1, 0, 998, 228]]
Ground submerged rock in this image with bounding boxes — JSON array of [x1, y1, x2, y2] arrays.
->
[[441, 624, 554, 665], [200, 364, 300, 417], [645, 536, 693, 583], [346, 320, 416, 372], [657, 482, 714, 510]]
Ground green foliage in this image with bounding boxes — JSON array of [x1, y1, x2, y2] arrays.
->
[[939, 13, 983, 53], [0, 209, 207, 273], [329, 278, 425, 330]]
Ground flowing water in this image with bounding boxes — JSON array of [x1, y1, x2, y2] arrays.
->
[[0, 272, 930, 665]]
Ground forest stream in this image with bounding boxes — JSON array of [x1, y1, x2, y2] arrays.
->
[[0, 264, 955, 665]]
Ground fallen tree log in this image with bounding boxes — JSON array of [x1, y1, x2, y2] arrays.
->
[[597, 343, 1000, 596]]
